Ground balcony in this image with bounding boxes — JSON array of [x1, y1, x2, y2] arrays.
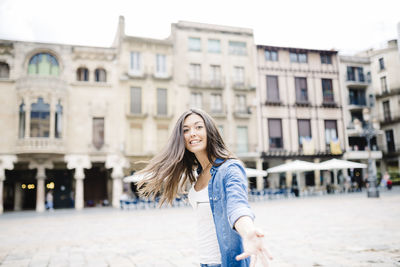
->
[[348, 97, 367, 110], [345, 75, 368, 89], [379, 109, 400, 126], [16, 76, 68, 91], [383, 145, 400, 157], [188, 79, 225, 90], [376, 88, 400, 99], [233, 107, 252, 119], [231, 79, 256, 91], [16, 138, 65, 154], [345, 150, 382, 160]]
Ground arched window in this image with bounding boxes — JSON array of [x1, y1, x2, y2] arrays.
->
[[30, 98, 50, 138], [77, 67, 89, 81], [95, 68, 106, 82], [19, 101, 25, 138], [0, 62, 10, 78], [28, 53, 59, 76], [55, 101, 63, 138]]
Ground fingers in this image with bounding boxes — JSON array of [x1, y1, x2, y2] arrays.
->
[[262, 247, 273, 260], [250, 255, 257, 267], [255, 228, 265, 237], [236, 252, 251, 261]]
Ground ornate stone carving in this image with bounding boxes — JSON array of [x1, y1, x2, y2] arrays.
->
[[64, 154, 92, 179], [0, 155, 17, 181]]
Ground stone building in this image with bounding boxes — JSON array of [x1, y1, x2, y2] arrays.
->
[[169, 21, 260, 183], [338, 55, 382, 183], [0, 35, 129, 213], [256, 45, 346, 192], [357, 40, 400, 179], [0, 17, 261, 213]]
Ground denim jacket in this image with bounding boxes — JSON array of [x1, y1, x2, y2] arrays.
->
[[206, 158, 255, 267]]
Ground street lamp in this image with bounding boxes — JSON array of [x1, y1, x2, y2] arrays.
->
[[354, 108, 380, 198]]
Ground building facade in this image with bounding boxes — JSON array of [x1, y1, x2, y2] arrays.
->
[[170, 21, 260, 180], [357, 40, 400, 180], [0, 17, 261, 213], [338, 55, 383, 184], [256, 45, 346, 192]]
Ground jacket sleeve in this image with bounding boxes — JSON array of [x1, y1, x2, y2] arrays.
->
[[224, 162, 255, 229]]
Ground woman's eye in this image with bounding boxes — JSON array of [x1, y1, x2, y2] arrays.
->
[[196, 125, 203, 129], [183, 129, 188, 133]]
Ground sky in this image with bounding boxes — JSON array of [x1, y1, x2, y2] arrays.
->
[[0, 0, 399, 55]]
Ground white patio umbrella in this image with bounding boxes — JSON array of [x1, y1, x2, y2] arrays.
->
[[318, 159, 367, 170], [266, 160, 321, 195], [318, 159, 367, 187], [245, 168, 268, 177], [266, 160, 321, 173]]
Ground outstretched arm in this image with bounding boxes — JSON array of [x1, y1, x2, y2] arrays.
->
[[234, 216, 273, 267]]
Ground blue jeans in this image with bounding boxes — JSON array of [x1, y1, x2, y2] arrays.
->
[[200, 264, 221, 267]]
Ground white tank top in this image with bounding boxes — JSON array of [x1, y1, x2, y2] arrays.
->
[[188, 185, 222, 264]]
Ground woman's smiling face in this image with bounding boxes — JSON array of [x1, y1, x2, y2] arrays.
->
[[183, 114, 207, 154]]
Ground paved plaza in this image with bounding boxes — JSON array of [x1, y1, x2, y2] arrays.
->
[[0, 188, 400, 267]]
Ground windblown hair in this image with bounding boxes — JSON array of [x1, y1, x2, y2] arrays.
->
[[137, 108, 234, 205]]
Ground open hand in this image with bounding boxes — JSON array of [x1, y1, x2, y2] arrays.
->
[[235, 228, 273, 267]]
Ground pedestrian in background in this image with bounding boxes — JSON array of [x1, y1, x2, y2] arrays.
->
[[46, 190, 54, 211], [138, 108, 272, 267]]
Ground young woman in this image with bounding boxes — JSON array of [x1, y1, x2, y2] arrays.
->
[[138, 108, 272, 267]]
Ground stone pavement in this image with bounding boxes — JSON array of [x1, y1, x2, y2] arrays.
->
[[0, 188, 399, 267]]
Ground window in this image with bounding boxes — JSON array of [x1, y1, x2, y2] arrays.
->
[[295, 77, 308, 103], [55, 101, 63, 138], [229, 41, 246, 55], [28, 53, 59, 76], [19, 101, 25, 138], [290, 52, 307, 63], [0, 62, 10, 78], [236, 126, 248, 153], [349, 89, 366, 105], [130, 52, 141, 73], [347, 66, 355, 81], [188, 37, 201, 51], [266, 75, 279, 102], [210, 94, 222, 113], [265, 50, 278, 61], [320, 54, 332, 64], [379, 58, 385, 70], [236, 94, 247, 113], [94, 68, 106, 82], [156, 54, 167, 76], [210, 65, 221, 84], [189, 64, 201, 82], [77, 67, 89, 81], [157, 88, 167, 115], [130, 87, 142, 114], [208, 39, 221, 53], [357, 67, 365, 82], [381, 76, 388, 92], [233, 66, 245, 85], [268, 119, 283, 149], [324, 120, 337, 147], [383, 101, 391, 121], [367, 72, 371, 83], [385, 130, 395, 152], [298, 119, 311, 147], [190, 92, 202, 109], [30, 98, 50, 138], [93, 118, 104, 150], [322, 79, 334, 103]]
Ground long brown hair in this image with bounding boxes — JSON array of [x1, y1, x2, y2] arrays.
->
[[137, 108, 234, 205]]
